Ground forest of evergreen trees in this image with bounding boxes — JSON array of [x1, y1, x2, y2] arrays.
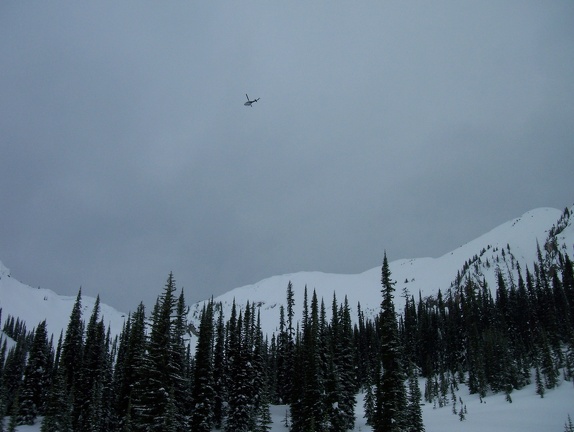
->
[[1, 237, 574, 431]]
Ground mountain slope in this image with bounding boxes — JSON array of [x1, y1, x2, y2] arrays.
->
[[1, 206, 573, 343], [188, 206, 574, 337], [0, 261, 127, 340]]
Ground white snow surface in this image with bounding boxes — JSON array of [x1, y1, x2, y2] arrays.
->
[[7, 379, 574, 432], [2, 205, 574, 431], [0, 263, 127, 340]]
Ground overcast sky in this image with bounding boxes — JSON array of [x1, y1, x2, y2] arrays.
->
[[1, 1, 573, 313]]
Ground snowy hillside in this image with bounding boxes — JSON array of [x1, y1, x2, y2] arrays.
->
[[188, 206, 574, 337], [2, 206, 572, 343], [8, 379, 574, 432], [0, 262, 127, 340]]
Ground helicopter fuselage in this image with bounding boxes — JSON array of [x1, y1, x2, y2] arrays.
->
[[244, 94, 259, 107]]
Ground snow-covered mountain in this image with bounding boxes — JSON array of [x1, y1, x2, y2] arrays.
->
[[0, 260, 127, 341], [1, 206, 573, 343], [188, 206, 574, 336]]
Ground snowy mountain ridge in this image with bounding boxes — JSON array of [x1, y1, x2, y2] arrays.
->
[[0, 266, 127, 342], [188, 206, 574, 336], [1, 206, 573, 343]]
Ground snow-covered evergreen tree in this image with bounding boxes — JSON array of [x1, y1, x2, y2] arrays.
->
[[120, 303, 147, 432], [74, 296, 107, 431], [406, 364, 425, 432], [374, 253, 408, 432], [225, 303, 253, 432], [212, 307, 227, 429], [41, 368, 72, 432], [190, 300, 215, 431], [60, 289, 84, 393], [17, 320, 50, 425], [131, 273, 187, 431]]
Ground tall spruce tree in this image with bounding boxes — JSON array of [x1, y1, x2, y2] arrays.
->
[[374, 253, 408, 432], [283, 282, 296, 404], [18, 320, 51, 425], [41, 367, 73, 432], [562, 254, 574, 329], [60, 289, 84, 393], [212, 306, 227, 429], [1, 331, 27, 417], [406, 364, 424, 432], [123, 303, 148, 432], [276, 304, 292, 404], [133, 273, 184, 431], [300, 289, 324, 431], [190, 301, 215, 431], [328, 296, 356, 431], [112, 314, 131, 430], [252, 309, 272, 431], [74, 296, 108, 431], [289, 324, 305, 432], [171, 289, 191, 428], [225, 304, 252, 432]]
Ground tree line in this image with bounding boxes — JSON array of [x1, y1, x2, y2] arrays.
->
[[1, 224, 574, 431]]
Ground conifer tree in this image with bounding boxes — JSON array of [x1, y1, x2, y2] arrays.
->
[[330, 296, 356, 430], [111, 315, 131, 430], [462, 279, 487, 397], [253, 310, 273, 432], [115, 303, 147, 430], [133, 273, 184, 431], [100, 328, 116, 431], [267, 334, 279, 404], [171, 289, 191, 427], [17, 320, 51, 425], [74, 296, 108, 431], [123, 303, 148, 432], [0, 334, 6, 379], [374, 253, 408, 432], [278, 281, 296, 404], [225, 304, 252, 432], [402, 294, 418, 367], [289, 324, 304, 432], [190, 301, 215, 432], [41, 367, 72, 431], [562, 254, 574, 329], [287, 281, 295, 341], [7, 394, 19, 432], [552, 271, 572, 340], [300, 289, 324, 431], [406, 364, 425, 432], [254, 387, 273, 432], [363, 371, 375, 426], [514, 267, 535, 363], [323, 296, 340, 431], [538, 329, 559, 389], [1, 334, 27, 416], [162, 387, 178, 432], [535, 364, 545, 398], [60, 289, 84, 393], [276, 304, 293, 404], [212, 307, 227, 429], [564, 414, 574, 432]]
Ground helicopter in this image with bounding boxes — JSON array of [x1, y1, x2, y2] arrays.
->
[[244, 94, 260, 107]]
